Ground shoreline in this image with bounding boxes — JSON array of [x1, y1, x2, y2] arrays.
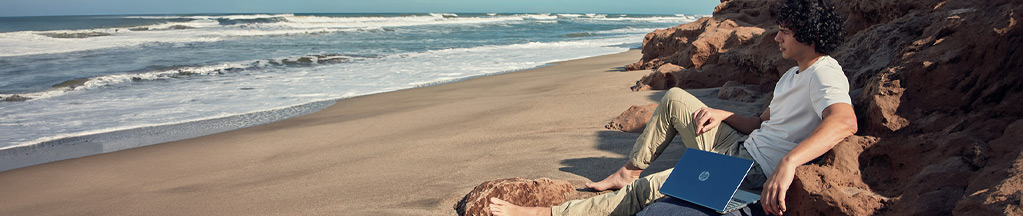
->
[[0, 49, 746, 215], [0, 50, 631, 172]]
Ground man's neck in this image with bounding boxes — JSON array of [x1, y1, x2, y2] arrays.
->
[[796, 54, 825, 72]]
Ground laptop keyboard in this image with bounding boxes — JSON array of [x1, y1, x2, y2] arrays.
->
[[725, 198, 746, 210]]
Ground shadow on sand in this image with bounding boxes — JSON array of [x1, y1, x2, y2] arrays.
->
[[558, 130, 687, 182], [557, 88, 764, 182]]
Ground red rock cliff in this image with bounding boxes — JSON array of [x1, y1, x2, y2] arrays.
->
[[629, 0, 1023, 214]]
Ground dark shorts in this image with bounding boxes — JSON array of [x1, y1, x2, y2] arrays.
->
[[637, 197, 768, 216]]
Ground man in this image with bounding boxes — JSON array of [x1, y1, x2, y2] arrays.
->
[[489, 0, 855, 215]]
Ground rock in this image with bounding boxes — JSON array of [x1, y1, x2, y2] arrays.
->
[[716, 81, 756, 102], [167, 25, 194, 30], [3, 95, 30, 102], [626, 0, 1023, 214], [37, 32, 111, 38], [788, 136, 888, 215], [315, 54, 352, 64], [631, 64, 680, 91], [953, 119, 1023, 215], [453, 178, 574, 216], [605, 103, 658, 133]]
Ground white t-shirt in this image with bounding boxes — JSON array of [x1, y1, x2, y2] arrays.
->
[[743, 56, 852, 176]]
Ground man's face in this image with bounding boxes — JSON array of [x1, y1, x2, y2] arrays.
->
[[773, 26, 815, 60]]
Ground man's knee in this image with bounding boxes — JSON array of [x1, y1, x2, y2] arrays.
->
[[660, 87, 695, 105]]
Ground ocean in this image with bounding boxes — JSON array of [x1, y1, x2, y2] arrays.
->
[[0, 13, 699, 169]]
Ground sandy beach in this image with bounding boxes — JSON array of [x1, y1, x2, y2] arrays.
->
[[0, 50, 762, 215]]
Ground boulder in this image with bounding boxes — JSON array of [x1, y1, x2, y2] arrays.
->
[[630, 64, 680, 91], [453, 178, 574, 216], [167, 25, 194, 30], [716, 81, 757, 102], [605, 103, 658, 133]]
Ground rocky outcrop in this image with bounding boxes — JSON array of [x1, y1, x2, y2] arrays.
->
[[605, 103, 658, 133], [626, 2, 790, 89], [453, 178, 574, 216], [626, 0, 1023, 214]]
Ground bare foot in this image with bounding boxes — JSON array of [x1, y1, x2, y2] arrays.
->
[[584, 163, 643, 191], [489, 197, 551, 216]]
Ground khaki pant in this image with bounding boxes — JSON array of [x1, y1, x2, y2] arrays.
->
[[552, 88, 767, 216]]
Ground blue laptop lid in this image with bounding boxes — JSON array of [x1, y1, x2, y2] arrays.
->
[[658, 148, 754, 211]]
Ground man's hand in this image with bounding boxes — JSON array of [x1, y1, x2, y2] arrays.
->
[[693, 107, 727, 135], [761, 163, 797, 215]]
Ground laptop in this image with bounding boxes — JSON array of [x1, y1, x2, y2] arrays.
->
[[658, 148, 761, 213]]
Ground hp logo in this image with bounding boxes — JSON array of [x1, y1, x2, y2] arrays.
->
[[698, 171, 710, 181]]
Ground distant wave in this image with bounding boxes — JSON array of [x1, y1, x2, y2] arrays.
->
[[564, 32, 598, 38]]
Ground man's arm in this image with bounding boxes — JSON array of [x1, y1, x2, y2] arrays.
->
[[760, 103, 857, 215], [694, 108, 769, 135]]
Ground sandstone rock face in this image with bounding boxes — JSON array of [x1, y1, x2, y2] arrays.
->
[[627, 0, 788, 89], [605, 103, 658, 133], [453, 178, 574, 216], [628, 0, 1023, 214]]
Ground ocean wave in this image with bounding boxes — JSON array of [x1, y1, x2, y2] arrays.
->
[[595, 27, 661, 34], [0, 19, 349, 57], [557, 14, 584, 18], [121, 14, 295, 20], [578, 16, 700, 23], [1, 13, 530, 57], [397, 35, 636, 59], [429, 13, 459, 18], [278, 14, 525, 29], [564, 32, 598, 38], [0, 54, 373, 101], [0, 13, 696, 57]]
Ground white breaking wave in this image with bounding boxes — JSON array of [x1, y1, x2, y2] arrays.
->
[[0, 17, 342, 57], [0, 54, 372, 100], [0, 14, 563, 57]]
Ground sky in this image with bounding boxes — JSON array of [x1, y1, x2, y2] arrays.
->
[[0, 0, 720, 17]]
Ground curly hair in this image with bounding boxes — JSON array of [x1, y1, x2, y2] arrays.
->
[[773, 0, 845, 55]]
